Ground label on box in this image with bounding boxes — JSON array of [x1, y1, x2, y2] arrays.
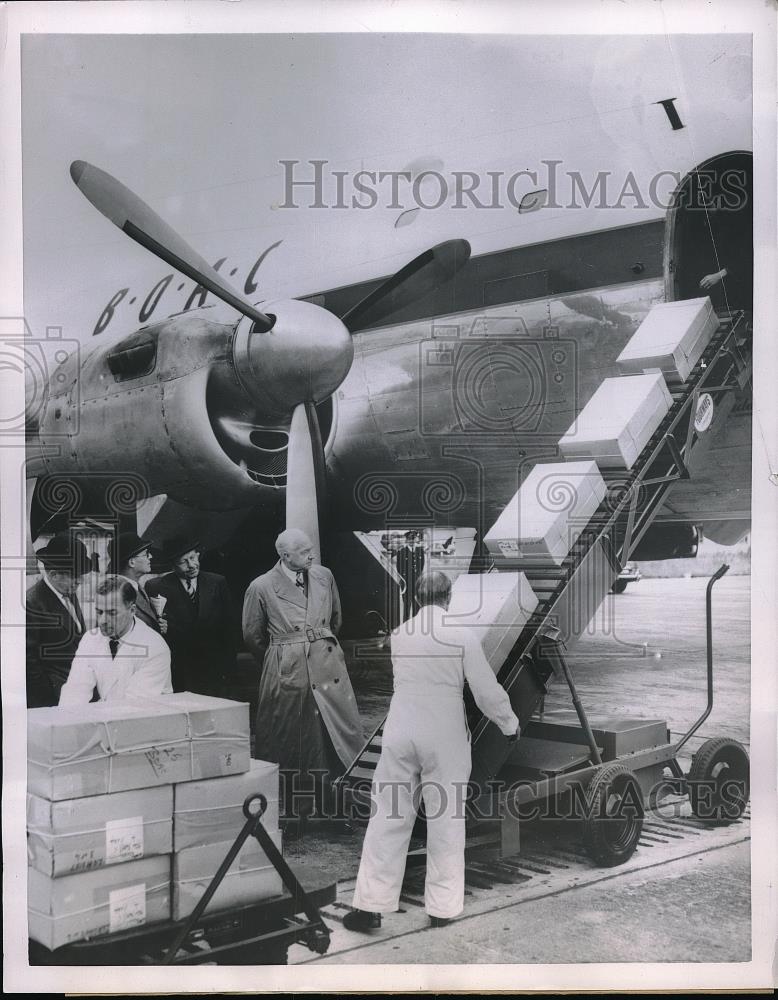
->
[[105, 816, 145, 864], [498, 540, 519, 556], [108, 883, 147, 933], [143, 745, 188, 778]]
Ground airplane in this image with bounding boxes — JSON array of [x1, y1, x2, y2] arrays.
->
[[23, 33, 754, 641]]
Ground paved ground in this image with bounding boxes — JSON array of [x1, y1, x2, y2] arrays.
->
[[304, 838, 750, 965]]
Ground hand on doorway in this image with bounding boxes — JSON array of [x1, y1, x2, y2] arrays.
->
[[699, 268, 728, 290]]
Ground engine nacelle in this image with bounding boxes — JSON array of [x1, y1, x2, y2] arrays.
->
[[232, 299, 353, 420], [31, 316, 269, 511]]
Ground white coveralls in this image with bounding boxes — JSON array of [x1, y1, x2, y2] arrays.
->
[[352, 603, 519, 919]]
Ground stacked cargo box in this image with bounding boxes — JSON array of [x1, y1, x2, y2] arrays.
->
[[27, 693, 281, 951], [171, 759, 282, 919], [468, 298, 718, 653]]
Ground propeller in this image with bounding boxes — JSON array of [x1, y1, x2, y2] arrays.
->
[[277, 237, 471, 556], [70, 160, 471, 559], [341, 238, 470, 333], [285, 402, 327, 559], [70, 160, 274, 332]]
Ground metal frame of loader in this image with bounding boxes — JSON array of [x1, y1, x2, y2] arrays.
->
[[29, 795, 335, 966], [337, 309, 752, 866]]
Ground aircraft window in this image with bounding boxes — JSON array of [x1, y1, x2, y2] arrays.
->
[[518, 189, 547, 214], [395, 208, 421, 229], [107, 334, 158, 382]]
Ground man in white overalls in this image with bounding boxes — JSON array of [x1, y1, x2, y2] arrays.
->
[[345, 571, 520, 931]]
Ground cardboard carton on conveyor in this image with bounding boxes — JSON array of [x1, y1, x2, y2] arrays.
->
[[484, 460, 607, 567], [27, 786, 173, 878], [559, 372, 672, 469], [173, 759, 280, 852], [617, 296, 719, 383], [445, 572, 539, 673]]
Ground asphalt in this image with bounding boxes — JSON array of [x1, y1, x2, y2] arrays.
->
[[309, 840, 750, 965]]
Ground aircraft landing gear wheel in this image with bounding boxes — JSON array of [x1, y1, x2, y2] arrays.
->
[[687, 737, 750, 824], [582, 763, 644, 867], [611, 579, 628, 594]]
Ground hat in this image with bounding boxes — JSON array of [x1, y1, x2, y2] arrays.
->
[[108, 532, 152, 572], [36, 533, 95, 576], [160, 536, 200, 564]]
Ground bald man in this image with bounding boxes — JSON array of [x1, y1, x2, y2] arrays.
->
[[242, 529, 364, 825]]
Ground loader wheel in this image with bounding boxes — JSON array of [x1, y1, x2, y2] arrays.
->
[[582, 763, 644, 867], [687, 737, 749, 823]]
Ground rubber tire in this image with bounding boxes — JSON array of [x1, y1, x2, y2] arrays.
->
[[582, 763, 644, 867], [687, 737, 750, 824], [611, 579, 628, 594]]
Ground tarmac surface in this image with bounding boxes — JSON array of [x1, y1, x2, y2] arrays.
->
[[285, 575, 753, 966]]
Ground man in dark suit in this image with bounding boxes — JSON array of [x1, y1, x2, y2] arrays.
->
[[146, 537, 236, 696], [395, 530, 427, 621], [108, 531, 165, 635], [26, 533, 94, 708]]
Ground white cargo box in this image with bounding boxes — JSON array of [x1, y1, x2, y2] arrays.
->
[[617, 296, 719, 383], [484, 460, 606, 567], [172, 830, 283, 920], [28, 854, 171, 951], [559, 373, 672, 470], [446, 572, 539, 674], [173, 759, 280, 852], [27, 786, 173, 878]]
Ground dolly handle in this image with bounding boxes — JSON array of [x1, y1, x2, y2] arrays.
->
[[710, 563, 730, 585], [162, 795, 268, 964], [674, 564, 729, 758]]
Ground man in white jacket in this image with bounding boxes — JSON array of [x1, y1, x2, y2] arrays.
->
[[59, 575, 172, 705], [345, 570, 520, 931]]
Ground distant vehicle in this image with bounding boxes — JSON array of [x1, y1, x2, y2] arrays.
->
[[612, 562, 642, 594]]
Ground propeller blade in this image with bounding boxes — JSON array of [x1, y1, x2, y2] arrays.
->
[[341, 238, 471, 333], [70, 160, 274, 332], [285, 402, 327, 560]]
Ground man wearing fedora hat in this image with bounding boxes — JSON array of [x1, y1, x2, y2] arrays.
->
[[146, 536, 236, 696], [26, 532, 94, 707], [108, 532, 166, 635]]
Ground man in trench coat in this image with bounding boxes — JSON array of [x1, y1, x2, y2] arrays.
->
[[242, 528, 364, 822]]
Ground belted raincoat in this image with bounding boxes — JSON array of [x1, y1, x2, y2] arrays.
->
[[242, 562, 364, 781]]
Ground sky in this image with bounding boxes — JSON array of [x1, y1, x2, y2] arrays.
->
[[21, 32, 751, 346]]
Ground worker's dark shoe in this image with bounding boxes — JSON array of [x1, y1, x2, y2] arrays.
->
[[343, 909, 382, 932], [429, 915, 452, 928]]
